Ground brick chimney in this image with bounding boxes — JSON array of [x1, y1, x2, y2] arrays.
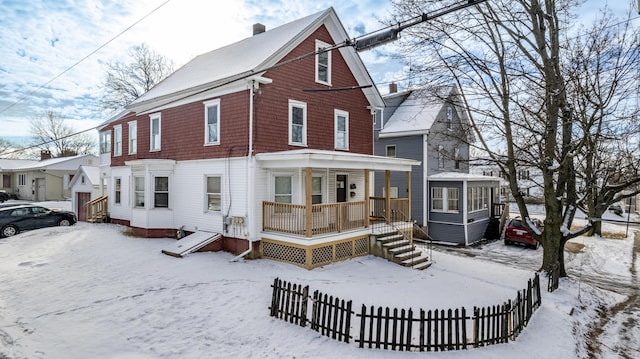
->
[[253, 23, 265, 35], [389, 82, 398, 93], [40, 150, 52, 160]]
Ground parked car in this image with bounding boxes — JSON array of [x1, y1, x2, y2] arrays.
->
[[0, 204, 77, 237], [504, 217, 543, 249], [0, 191, 9, 203]]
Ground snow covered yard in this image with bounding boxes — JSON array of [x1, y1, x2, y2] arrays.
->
[[0, 201, 636, 358]]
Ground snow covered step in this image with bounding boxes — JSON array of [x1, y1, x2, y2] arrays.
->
[[377, 234, 404, 243], [383, 239, 411, 249], [412, 260, 433, 270], [395, 249, 423, 260], [388, 244, 414, 254], [401, 254, 430, 266]]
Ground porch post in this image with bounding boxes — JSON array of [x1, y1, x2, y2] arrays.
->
[[385, 170, 391, 224], [305, 167, 313, 238], [364, 169, 370, 228], [406, 171, 411, 220]]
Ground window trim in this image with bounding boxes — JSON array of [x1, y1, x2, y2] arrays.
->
[[431, 186, 460, 213], [315, 40, 331, 85], [114, 177, 122, 204], [446, 106, 453, 130], [204, 99, 221, 146], [100, 130, 111, 154], [438, 145, 445, 169], [150, 113, 161, 152], [334, 109, 349, 150], [386, 145, 396, 157], [153, 176, 169, 209], [128, 121, 137, 155], [133, 176, 145, 208], [288, 100, 307, 146], [113, 125, 122, 156], [205, 175, 222, 212], [274, 174, 294, 204]]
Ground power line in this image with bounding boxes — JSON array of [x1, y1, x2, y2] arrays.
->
[[0, 0, 172, 116]]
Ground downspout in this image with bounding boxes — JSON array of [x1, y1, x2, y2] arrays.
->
[[232, 80, 256, 262]]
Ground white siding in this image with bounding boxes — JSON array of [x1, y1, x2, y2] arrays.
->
[[109, 167, 131, 222]]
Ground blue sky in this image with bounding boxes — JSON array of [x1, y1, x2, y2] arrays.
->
[[0, 0, 404, 140], [0, 0, 637, 142]]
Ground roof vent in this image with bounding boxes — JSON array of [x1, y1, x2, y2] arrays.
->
[[389, 82, 398, 94], [253, 23, 266, 35]]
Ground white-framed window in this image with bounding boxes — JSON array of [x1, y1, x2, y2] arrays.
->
[[113, 125, 122, 156], [312, 176, 323, 204], [386, 145, 396, 157], [454, 147, 461, 169], [446, 107, 453, 130], [467, 187, 489, 212], [438, 145, 445, 169], [150, 113, 161, 151], [206, 176, 222, 211], [517, 170, 530, 180], [315, 40, 331, 85], [432, 186, 459, 213], [100, 130, 111, 154], [204, 99, 220, 145], [18, 174, 26, 186], [154, 176, 169, 208], [288, 100, 307, 146], [334, 109, 348, 150], [134, 176, 145, 208], [274, 175, 293, 203], [114, 177, 122, 204], [128, 121, 137, 154]]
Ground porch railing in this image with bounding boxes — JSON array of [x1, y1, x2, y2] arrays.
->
[[87, 195, 108, 223], [263, 201, 367, 237], [369, 197, 409, 222]]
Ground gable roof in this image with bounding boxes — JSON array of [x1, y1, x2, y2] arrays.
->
[[127, 7, 383, 114], [379, 89, 444, 138], [0, 154, 98, 172], [69, 165, 100, 188]]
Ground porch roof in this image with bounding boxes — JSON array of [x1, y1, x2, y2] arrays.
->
[[255, 149, 420, 172]]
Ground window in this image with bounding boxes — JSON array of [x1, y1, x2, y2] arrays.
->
[[114, 178, 121, 204], [134, 176, 145, 208], [334, 110, 348, 150], [100, 130, 111, 154], [274, 176, 292, 203], [18, 174, 26, 186], [386, 145, 396, 157], [446, 107, 453, 130], [438, 145, 445, 169], [204, 99, 220, 145], [154, 176, 169, 208], [206, 176, 221, 211], [518, 170, 530, 180], [150, 113, 161, 151], [81, 175, 85, 185], [454, 147, 461, 169], [312, 176, 322, 204], [467, 187, 489, 212], [113, 125, 122, 156], [315, 40, 331, 85], [288, 100, 307, 146], [128, 121, 137, 154], [432, 186, 459, 213], [2, 174, 11, 188]]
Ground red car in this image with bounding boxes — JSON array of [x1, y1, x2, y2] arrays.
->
[[504, 217, 542, 249]]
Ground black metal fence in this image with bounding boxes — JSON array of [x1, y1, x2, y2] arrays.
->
[[269, 273, 541, 352]]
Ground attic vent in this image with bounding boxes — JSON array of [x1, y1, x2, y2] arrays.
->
[[253, 23, 266, 35], [389, 82, 398, 94]]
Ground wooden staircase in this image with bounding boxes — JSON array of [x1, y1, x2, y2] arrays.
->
[[370, 226, 432, 270], [86, 196, 108, 223]]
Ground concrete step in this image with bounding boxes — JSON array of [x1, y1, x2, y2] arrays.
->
[[401, 254, 430, 266], [377, 234, 404, 243], [412, 260, 433, 270], [384, 239, 411, 249], [388, 244, 414, 255], [395, 249, 423, 260]]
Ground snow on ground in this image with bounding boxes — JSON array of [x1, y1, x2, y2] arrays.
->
[[0, 200, 636, 358]]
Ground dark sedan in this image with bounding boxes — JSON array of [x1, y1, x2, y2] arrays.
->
[[0, 204, 77, 237]]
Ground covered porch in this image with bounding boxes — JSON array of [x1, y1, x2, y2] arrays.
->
[[255, 149, 419, 269]]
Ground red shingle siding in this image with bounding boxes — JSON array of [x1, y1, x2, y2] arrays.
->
[[253, 25, 373, 155], [107, 91, 250, 166]]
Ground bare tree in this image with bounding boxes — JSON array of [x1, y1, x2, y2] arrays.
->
[[0, 138, 19, 158], [100, 43, 174, 113], [387, 0, 638, 277], [30, 111, 96, 157], [565, 7, 640, 235]]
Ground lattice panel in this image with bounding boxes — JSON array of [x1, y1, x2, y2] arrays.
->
[[262, 241, 306, 265], [335, 242, 353, 260], [311, 245, 334, 265], [354, 237, 369, 256]]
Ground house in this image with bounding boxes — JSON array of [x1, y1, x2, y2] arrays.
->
[[95, 8, 420, 269], [373, 85, 503, 245], [69, 165, 103, 221], [0, 151, 98, 201]]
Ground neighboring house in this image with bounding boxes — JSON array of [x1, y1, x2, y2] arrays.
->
[[373, 85, 502, 245], [471, 162, 544, 202], [70, 165, 103, 221], [0, 151, 98, 201], [96, 8, 419, 268]]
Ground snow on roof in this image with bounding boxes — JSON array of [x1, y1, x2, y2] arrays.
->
[[128, 8, 332, 111], [429, 171, 502, 182], [69, 165, 100, 187], [0, 159, 38, 171], [0, 154, 97, 172], [378, 89, 444, 138]]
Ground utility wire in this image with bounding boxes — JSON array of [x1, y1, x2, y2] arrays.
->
[[0, 0, 172, 115]]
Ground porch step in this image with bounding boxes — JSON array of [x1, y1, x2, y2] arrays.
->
[[411, 259, 433, 270], [383, 239, 411, 249], [395, 249, 423, 260], [388, 244, 414, 254], [377, 233, 404, 243]]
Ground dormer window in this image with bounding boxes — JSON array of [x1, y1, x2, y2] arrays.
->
[[315, 40, 331, 85]]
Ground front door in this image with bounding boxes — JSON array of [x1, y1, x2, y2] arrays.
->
[[336, 175, 347, 203], [77, 192, 91, 221]]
